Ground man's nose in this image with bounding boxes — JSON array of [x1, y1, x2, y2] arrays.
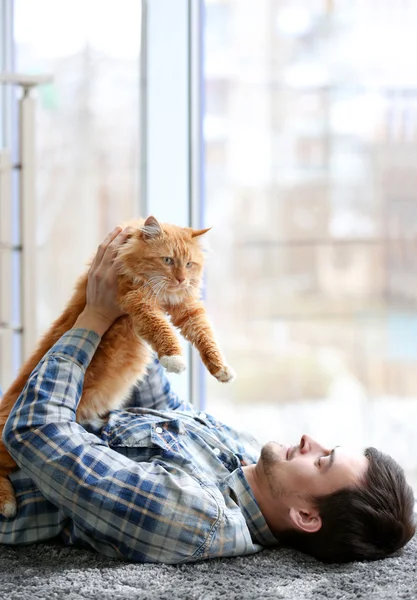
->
[[300, 434, 329, 454]]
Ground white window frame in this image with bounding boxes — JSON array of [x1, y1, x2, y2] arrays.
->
[[141, 0, 205, 407]]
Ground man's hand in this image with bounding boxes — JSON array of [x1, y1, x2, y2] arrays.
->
[[73, 226, 132, 336]]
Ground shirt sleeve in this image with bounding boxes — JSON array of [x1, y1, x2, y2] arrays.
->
[[2, 328, 218, 563]]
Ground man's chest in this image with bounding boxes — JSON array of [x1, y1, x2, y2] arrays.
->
[[91, 407, 260, 483]]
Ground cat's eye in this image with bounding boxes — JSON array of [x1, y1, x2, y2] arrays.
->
[[186, 261, 193, 268], [162, 257, 174, 265]]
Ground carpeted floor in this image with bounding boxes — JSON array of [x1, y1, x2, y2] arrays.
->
[[1, 536, 416, 600]]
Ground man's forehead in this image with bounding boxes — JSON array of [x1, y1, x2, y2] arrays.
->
[[334, 447, 369, 479]]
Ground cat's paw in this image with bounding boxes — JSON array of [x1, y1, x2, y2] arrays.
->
[[0, 497, 17, 519], [213, 365, 236, 383], [0, 476, 17, 518], [160, 355, 187, 374]]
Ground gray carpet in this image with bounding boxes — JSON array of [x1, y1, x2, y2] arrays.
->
[[1, 536, 417, 600]]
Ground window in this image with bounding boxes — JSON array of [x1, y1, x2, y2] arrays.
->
[[14, 0, 141, 339], [203, 0, 417, 490]]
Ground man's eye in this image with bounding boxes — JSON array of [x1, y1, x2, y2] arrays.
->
[[162, 257, 173, 265], [316, 456, 325, 467]]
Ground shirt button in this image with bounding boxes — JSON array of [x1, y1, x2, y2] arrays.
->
[[199, 412, 206, 419], [213, 447, 221, 455], [155, 427, 163, 434]]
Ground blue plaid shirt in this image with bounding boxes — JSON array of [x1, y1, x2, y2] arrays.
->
[[0, 329, 276, 563]]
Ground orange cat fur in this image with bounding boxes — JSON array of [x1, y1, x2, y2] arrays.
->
[[0, 216, 235, 517]]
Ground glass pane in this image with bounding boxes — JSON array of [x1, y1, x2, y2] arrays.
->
[[203, 0, 417, 490], [14, 0, 141, 336]]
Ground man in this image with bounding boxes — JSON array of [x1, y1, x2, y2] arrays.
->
[[0, 228, 415, 564]]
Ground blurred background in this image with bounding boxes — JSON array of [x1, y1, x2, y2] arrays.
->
[[1, 0, 417, 491]]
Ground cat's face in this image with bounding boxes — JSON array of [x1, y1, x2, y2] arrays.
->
[[117, 217, 209, 303]]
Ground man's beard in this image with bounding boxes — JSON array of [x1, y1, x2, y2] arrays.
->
[[261, 441, 282, 471], [260, 441, 285, 499]]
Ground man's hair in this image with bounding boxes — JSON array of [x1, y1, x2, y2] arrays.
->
[[278, 447, 415, 563]]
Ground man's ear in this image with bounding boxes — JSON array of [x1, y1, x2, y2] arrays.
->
[[288, 507, 322, 534]]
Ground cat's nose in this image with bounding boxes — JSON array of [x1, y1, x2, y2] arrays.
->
[[176, 276, 185, 284]]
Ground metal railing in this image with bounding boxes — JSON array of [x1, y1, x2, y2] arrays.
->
[[0, 73, 52, 388]]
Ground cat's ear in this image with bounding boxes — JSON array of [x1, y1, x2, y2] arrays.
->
[[191, 227, 211, 238], [141, 216, 163, 240]]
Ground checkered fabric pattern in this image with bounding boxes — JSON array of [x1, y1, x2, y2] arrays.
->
[[0, 329, 276, 563]]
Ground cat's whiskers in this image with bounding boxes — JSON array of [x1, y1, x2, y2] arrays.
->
[[152, 280, 168, 305], [149, 276, 168, 298], [139, 276, 167, 304], [149, 287, 162, 306], [140, 274, 197, 305], [187, 287, 198, 301], [142, 288, 155, 304], [185, 281, 198, 297], [141, 276, 164, 290]]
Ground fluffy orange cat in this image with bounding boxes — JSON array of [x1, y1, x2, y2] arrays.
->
[[0, 216, 235, 517]]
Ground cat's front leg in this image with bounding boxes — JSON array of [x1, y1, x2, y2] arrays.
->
[[121, 298, 186, 374], [168, 301, 235, 383]]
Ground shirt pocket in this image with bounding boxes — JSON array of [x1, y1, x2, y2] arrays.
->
[[150, 418, 185, 453], [106, 413, 185, 455]]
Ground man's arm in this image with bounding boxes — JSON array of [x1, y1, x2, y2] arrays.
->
[[74, 224, 187, 414], [2, 328, 215, 562], [1, 227, 217, 562]]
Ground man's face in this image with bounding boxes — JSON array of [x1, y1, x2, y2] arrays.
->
[[260, 434, 369, 500]]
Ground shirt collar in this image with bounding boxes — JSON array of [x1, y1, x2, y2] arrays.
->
[[225, 468, 278, 547]]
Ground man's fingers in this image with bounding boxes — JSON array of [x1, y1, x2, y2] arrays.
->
[[90, 225, 134, 277], [92, 226, 122, 268], [102, 227, 134, 267]]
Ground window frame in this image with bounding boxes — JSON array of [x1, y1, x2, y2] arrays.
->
[[141, 0, 205, 407]]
